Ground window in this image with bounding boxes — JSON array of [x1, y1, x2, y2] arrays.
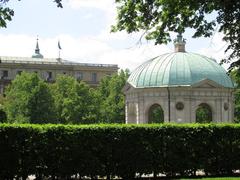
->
[[76, 72, 83, 80], [2, 70, 8, 79], [92, 73, 97, 83], [46, 71, 52, 81]]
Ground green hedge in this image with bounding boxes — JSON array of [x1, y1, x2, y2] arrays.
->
[[0, 124, 240, 179]]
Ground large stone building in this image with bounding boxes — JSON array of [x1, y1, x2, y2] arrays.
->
[[125, 34, 234, 123], [0, 40, 118, 94]]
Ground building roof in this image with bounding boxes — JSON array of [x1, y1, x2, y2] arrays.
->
[[127, 52, 234, 88], [0, 56, 118, 68]]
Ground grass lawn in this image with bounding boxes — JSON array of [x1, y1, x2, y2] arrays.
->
[[182, 178, 240, 180]]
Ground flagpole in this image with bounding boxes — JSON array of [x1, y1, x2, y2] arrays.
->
[[58, 48, 61, 59], [58, 40, 62, 59]]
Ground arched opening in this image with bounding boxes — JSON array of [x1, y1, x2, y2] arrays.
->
[[148, 104, 164, 123], [0, 109, 7, 123], [196, 103, 212, 123]]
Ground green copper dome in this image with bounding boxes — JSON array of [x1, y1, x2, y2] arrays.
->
[[128, 52, 234, 88]]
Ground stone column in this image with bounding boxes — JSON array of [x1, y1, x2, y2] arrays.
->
[[183, 97, 191, 123], [191, 99, 197, 123], [138, 96, 145, 124], [125, 102, 128, 124], [136, 102, 139, 124], [215, 98, 222, 122]]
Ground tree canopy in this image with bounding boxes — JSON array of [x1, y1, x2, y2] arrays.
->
[[50, 75, 97, 124], [112, 0, 240, 70], [1, 71, 128, 124], [97, 70, 129, 123], [4, 72, 56, 123]]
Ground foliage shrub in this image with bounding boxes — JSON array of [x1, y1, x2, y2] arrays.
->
[[0, 124, 240, 179]]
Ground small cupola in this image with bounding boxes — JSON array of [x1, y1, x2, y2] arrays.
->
[[32, 37, 44, 58], [174, 33, 186, 52]]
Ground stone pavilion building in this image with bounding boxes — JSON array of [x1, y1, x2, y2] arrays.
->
[[125, 34, 234, 123]]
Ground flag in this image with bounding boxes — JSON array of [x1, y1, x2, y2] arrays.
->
[[58, 40, 62, 50]]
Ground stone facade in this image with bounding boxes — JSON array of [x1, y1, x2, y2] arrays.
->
[[0, 56, 118, 94], [125, 79, 234, 123]]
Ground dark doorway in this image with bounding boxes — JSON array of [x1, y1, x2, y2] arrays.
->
[[196, 103, 212, 123], [148, 104, 164, 123]]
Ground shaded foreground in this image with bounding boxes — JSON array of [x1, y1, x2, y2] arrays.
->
[[1, 123, 240, 179]]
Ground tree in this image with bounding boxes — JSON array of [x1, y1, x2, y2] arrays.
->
[[0, 97, 7, 123], [0, 0, 62, 28], [4, 72, 56, 123], [51, 75, 97, 124], [230, 69, 240, 122], [0, 106, 6, 123], [97, 70, 129, 123], [112, 0, 240, 70]]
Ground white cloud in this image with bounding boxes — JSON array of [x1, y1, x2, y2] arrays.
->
[[0, 34, 34, 57], [55, 33, 171, 71], [0, 33, 171, 71], [97, 44, 171, 70], [0, 31, 230, 73]]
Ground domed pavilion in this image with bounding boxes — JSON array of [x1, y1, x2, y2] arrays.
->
[[125, 34, 234, 123]]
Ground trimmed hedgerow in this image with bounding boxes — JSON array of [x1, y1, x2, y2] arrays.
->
[[0, 123, 240, 179]]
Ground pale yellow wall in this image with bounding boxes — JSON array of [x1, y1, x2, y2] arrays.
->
[[0, 61, 118, 92]]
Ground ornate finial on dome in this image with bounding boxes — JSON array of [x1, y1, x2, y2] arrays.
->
[[174, 33, 186, 52], [32, 36, 44, 58]]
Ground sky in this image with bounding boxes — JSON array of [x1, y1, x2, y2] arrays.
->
[[0, 0, 230, 71]]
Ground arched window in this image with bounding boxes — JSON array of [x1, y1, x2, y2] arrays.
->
[[196, 103, 212, 123], [148, 104, 164, 123]]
